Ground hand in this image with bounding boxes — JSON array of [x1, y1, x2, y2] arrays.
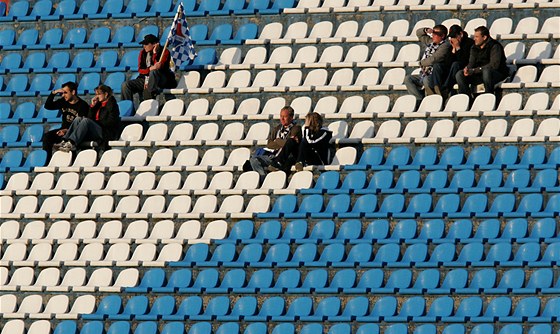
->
[[56, 129, 67, 136], [425, 28, 433, 34], [52, 89, 64, 95], [151, 62, 162, 71], [91, 96, 99, 105], [291, 135, 299, 143], [449, 37, 460, 49], [463, 67, 470, 77]]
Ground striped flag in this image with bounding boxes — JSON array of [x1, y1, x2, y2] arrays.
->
[[166, 2, 197, 69]]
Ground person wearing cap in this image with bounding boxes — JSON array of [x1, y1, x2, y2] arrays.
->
[[404, 25, 452, 103], [121, 34, 177, 101], [455, 26, 509, 98], [431, 24, 474, 99]]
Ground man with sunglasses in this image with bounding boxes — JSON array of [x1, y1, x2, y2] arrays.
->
[[404, 25, 452, 103]]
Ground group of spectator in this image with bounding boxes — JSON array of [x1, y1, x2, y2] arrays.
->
[[405, 24, 509, 102]]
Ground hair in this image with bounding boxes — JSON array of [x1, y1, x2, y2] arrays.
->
[[432, 24, 448, 38], [61, 81, 78, 92], [95, 84, 113, 96], [305, 112, 323, 133], [475, 26, 490, 37], [448, 24, 463, 38], [280, 106, 295, 118]]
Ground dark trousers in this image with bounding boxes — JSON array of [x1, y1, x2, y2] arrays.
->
[[297, 140, 326, 165], [432, 62, 462, 90], [121, 70, 174, 101], [456, 67, 508, 96], [43, 128, 64, 162], [274, 138, 300, 171]]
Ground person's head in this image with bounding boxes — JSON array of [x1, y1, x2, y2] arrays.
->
[[448, 24, 464, 43], [94, 84, 113, 103], [139, 34, 160, 52], [431, 24, 448, 44], [473, 26, 490, 47], [305, 112, 323, 133], [60, 81, 78, 102], [279, 106, 295, 127]]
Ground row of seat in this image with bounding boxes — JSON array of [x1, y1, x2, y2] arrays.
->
[[1, 0, 292, 22], [0, 219, 227, 245], [1, 320, 554, 334], [77, 294, 560, 322], [0, 124, 43, 148], [0, 294, 94, 319], [0, 150, 46, 173]]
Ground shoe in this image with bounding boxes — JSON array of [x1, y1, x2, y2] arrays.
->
[[53, 141, 66, 150], [294, 162, 304, 172], [58, 141, 76, 152], [267, 160, 282, 172]]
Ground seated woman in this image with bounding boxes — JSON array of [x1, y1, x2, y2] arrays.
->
[[56, 84, 121, 152], [270, 112, 333, 172]]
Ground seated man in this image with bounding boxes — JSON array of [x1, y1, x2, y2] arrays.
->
[[243, 106, 302, 177], [43, 81, 89, 161], [56, 84, 121, 152], [432, 25, 474, 98], [404, 24, 452, 102], [455, 26, 509, 98], [121, 34, 177, 102]]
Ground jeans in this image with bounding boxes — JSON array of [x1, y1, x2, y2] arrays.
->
[[404, 74, 432, 101], [121, 70, 174, 101], [456, 67, 508, 96], [63, 117, 103, 146], [249, 154, 274, 178], [432, 62, 463, 90]]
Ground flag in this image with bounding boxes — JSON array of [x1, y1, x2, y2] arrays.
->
[[166, 2, 197, 69]]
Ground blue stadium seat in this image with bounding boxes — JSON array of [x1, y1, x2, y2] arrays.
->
[[377, 146, 411, 170], [133, 322, 157, 334], [0, 74, 28, 96], [494, 218, 528, 242], [99, 26, 135, 48], [413, 170, 448, 194], [126, 268, 165, 293], [64, 0, 99, 19], [19, 0, 53, 21], [442, 296, 482, 322], [498, 169, 531, 193], [514, 145, 546, 169], [325, 219, 362, 243], [226, 243, 262, 267], [389, 296, 426, 322], [0, 125, 20, 146], [77, 73, 100, 94], [356, 324, 380, 334], [164, 296, 202, 320], [280, 243, 317, 267], [313, 194, 350, 219], [261, 0, 295, 14], [188, 322, 212, 334], [239, 269, 273, 293], [306, 243, 344, 267], [329, 296, 369, 322], [212, 268, 246, 293], [0, 0, 29, 22], [8, 124, 43, 147], [521, 169, 559, 193], [82, 295, 123, 320], [328, 171, 367, 194], [338, 194, 377, 219], [191, 296, 230, 321], [128, 25, 159, 47], [181, 47, 218, 70], [535, 146, 560, 169], [474, 243, 513, 266], [414, 296, 454, 322], [440, 170, 475, 193], [110, 296, 148, 320], [504, 296, 540, 322], [235, 0, 270, 15], [215, 220, 253, 244], [53, 320, 77, 334], [487, 269, 525, 294], [117, 100, 134, 117], [445, 242, 484, 267], [35, 51, 70, 73], [248, 220, 281, 244], [385, 170, 420, 194], [411, 219, 444, 243], [328, 323, 351, 334], [104, 72, 125, 93], [317, 269, 356, 293], [519, 218, 557, 243], [180, 268, 219, 292], [80, 321, 104, 334], [530, 242, 560, 267], [346, 147, 384, 170], [429, 146, 465, 170], [86, 50, 119, 72], [189, 24, 209, 43], [355, 219, 389, 243], [300, 324, 323, 334], [442, 324, 465, 334], [400, 269, 440, 294], [528, 297, 560, 322], [402, 146, 437, 170], [414, 324, 437, 334], [0, 2, 6, 16], [471, 324, 495, 334], [465, 169, 502, 193], [11, 149, 46, 172], [43, 0, 77, 20], [435, 219, 472, 244], [395, 193, 432, 218], [20, 73, 52, 96], [357, 296, 397, 322], [528, 324, 552, 334], [301, 171, 339, 194], [113, 0, 148, 18], [0, 53, 22, 74], [481, 146, 519, 169], [241, 323, 264, 334], [52, 27, 87, 49], [344, 269, 382, 293], [106, 50, 138, 72], [514, 268, 553, 294], [221, 296, 257, 321], [471, 219, 500, 242], [199, 244, 236, 267], [379, 219, 416, 244], [189, 0, 221, 16], [170, 243, 209, 267], [449, 193, 488, 218], [373, 269, 411, 293], [455, 146, 491, 170], [0, 150, 24, 172], [460, 269, 497, 294], [534, 194, 560, 218], [0, 29, 15, 49], [4, 102, 34, 123], [271, 323, 294, 334], [366, 194, 405, 218], [498, 324, 523, 334], [209, 0, 245, 15], [354, 170, 393, 194], [430, 269, 468, 294], [299, 220, 334, 242], [418, 243, 456, 268], [27, 27, 63, 50], [262, 269, 300, 293], [216, 323, 239, 334], [333, 243, 370, 267], [475, 297, 512, 322], [254, 243, 289, 268], [224, 23, 258, 44], [138, 0, 173, 17], [78, 27, 111, 49], [89, 0, 123, 18], [0, 102, 11, 122], [257, 194, 297, 218]]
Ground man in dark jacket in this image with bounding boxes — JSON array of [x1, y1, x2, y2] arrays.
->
[[43, 81, 89, 161], [456, 26, 510, 98], [404, 24, 452, 102], [57, 84, 121, 152], [121, 34, 177, 101], [243, 106, 302, 177], [432, 25, 474, 98]]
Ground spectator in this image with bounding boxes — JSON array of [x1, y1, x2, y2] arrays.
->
[[43, 81, 90, 161], [269, 112, 333, 173], [432, 24, 474, 99], [56, 84, 121, 152], [121, 34, 177, 102], [455, 26, 509, 98], [243, 106, 302, 177], [404, 24, 452, 102]]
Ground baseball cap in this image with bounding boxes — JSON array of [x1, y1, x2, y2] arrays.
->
[[139, 34, 159, 45], [448, 25, 463, 38]]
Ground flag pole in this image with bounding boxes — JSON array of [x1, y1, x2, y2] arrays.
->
[[159, 2, 182, 63]]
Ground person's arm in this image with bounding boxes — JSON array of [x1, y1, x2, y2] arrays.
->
[[420, 42, 451, 67], [138, 50, 150, 75], [44, 91, 63, 110], [417, 28, 432, 46]]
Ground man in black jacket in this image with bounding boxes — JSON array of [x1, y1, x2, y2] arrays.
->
[[57, 84, 120, 152], [432, 25, 474, 98], [455, 26, 510, 98], [43, 81, 89, 161]]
